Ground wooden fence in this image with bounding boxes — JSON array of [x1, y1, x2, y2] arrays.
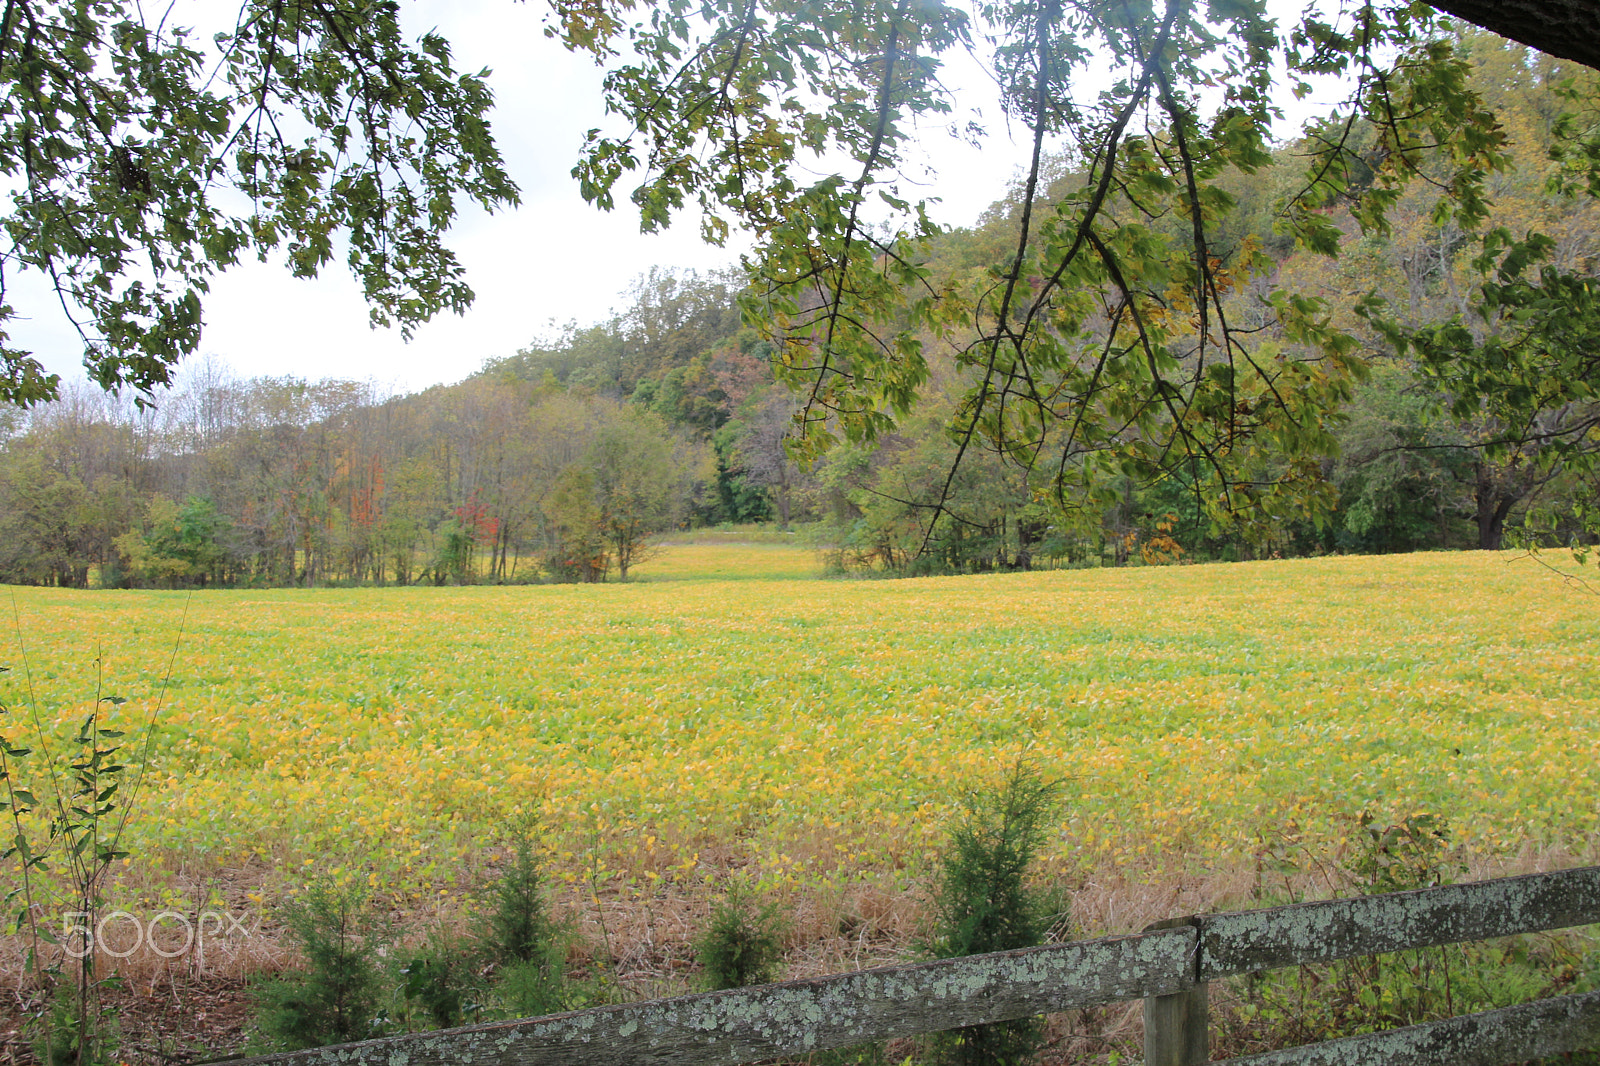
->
[[235, 865, 1600, 1066]]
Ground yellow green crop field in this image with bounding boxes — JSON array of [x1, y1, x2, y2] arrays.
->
[[2, 547, 1597, 904]]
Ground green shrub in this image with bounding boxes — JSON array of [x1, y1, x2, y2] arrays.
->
[[694, 886, 786, 991], [30, 981, 118, 1066], [253, 883, 386, 1049], [496, 956, 570, 1019], [487, 830, 561, 966], [399, 934, 482, 1030], [926, 761, 1060, 1066], [1227, 811, 1600, 1064], [1350, 811, 1456, 893]]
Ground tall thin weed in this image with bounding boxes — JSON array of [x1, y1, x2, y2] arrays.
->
[[3, 600, 185, 1066]]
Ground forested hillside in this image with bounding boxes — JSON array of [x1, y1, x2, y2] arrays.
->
[[823, 27, 1600, 571], [4, 30, 1596, 588], [0, 270, 783, 588]]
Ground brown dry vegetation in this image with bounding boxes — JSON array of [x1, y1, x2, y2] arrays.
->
[[2, 838, 1593, 1064]]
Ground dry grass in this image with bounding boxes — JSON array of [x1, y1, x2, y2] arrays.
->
[[2, 837, 1596, 1065]]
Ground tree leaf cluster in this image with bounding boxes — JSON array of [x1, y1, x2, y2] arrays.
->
[[0, 0, 518, 407], [563, 0, 1600, 546]]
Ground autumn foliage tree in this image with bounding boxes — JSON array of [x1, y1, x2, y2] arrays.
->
[[0, 370, 711, 587], [558, 0, 1600, 550]]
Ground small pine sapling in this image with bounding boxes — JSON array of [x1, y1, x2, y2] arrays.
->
[[253, 883, 386, 1049], [484, 826, 568, 1018], [31, 982, 119, 1066], [926, 761, 1060, 1066], [694, 885, 786, 991]]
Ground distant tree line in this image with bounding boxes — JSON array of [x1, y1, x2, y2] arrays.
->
[[0, 368, 712, 587]]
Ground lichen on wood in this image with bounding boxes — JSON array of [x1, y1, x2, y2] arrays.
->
[[233, 927, 1197, 1066], [1212, 989, 1600, 1066], [1197, 866, 1600, 979]]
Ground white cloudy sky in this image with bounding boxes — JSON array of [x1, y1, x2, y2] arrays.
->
[[19, 0, 1343, 398]]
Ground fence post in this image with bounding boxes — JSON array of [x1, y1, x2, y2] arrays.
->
[[1143, 916, 1208, 1066]]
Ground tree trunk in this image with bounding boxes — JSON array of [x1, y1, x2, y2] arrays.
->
[[1474, 478, 1517, 550]]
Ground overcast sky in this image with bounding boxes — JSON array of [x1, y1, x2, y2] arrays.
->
[[18, 0, 1343, 400]]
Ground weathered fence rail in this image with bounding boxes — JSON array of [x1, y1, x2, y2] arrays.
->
[[236, 865, 1600, 1066]]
